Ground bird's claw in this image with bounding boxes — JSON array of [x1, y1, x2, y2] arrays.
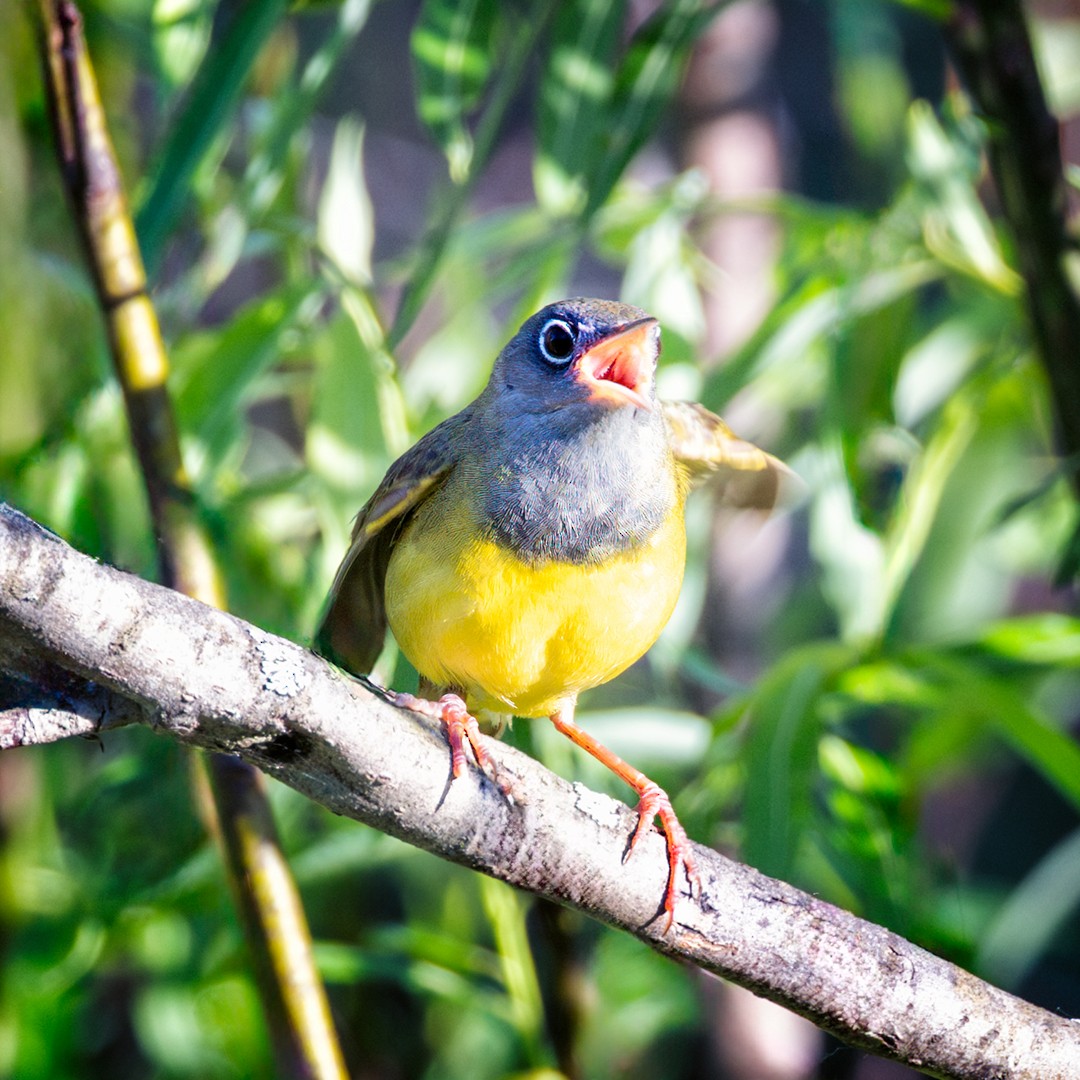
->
[[628, 779, 700, 933], [392, 691, 508, 793]]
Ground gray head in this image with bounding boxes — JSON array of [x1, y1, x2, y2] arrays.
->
[[482, 298, 662, 420], [466, 299, 677, 564]]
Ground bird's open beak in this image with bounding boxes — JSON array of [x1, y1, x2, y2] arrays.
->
[[574, 317, 659, 411]]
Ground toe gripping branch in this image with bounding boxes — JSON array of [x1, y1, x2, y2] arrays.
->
[[392, 691, 505, 790], [630, 779, 700, 932], [550, 708, 700, 932], [391, 689, 698, 930]]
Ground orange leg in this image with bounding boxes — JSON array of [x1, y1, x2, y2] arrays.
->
[[392, 691, 502, 787], [550, 704, 699, 931]]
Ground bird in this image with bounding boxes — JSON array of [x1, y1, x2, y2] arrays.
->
[[315, 297, 789, 929]]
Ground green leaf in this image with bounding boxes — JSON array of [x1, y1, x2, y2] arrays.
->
[[806, 442, 888, 643], [702, 257, 943, 413], [586, 0, 723, 213], [171, 282, 323, 466], [818, 735, 914, 928], [620, 172, 709, 339], [742, 643, 855, 878], [893, 314, 987, 428], [137, 0, 290, 271], [978, 824, 1080, 988], [534, 0, 626, 214], [917, 652, 1080, 811], [880, 386, 981, 635], [317, 119, 375, 286], [906, 101, 1022, 295], [978, 614, 1080, 667], [411, 0, 499, 181], [390, 1, 551, 347], [477, 877, 546, 1065], [306, 297, 400, 501], [245, 0, 372, 218], [1055, 508, 1080, 585], [891, 0, 951, 17], [989, 693, 1080, 813], [151, 0, 213, 89], [831, 290, 916, 512], [837, 658, 942, 709]]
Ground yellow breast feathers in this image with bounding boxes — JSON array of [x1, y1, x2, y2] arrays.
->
[[383, 488, 686, 719]]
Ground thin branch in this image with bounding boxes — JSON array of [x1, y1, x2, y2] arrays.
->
[[34, 0, 215, 598], [947, 0, 1080, 497], [1, 503, 1077, 1080], [0, 653, 147, 748], [31, 3, 347, 1075]]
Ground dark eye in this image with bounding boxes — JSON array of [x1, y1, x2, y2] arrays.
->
[[538, 318, 576, 365]]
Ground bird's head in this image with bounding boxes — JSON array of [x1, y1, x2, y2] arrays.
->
[[490, 298, 661, 417]]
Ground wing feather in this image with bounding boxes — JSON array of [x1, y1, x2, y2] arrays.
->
[[662, 400, 795, 509], [314, 409, 470, 673]]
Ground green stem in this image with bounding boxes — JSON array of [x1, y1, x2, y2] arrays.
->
[[388, 0, 557, 349], [34, 4, 349, 1075]]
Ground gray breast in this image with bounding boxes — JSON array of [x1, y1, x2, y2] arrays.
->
[[470, 408, 676, 565]]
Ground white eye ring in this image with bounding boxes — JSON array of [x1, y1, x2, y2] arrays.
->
[[538, 318, 576, 365]]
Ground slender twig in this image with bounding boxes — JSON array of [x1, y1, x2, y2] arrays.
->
[[1, 503, 1078, 1080], [31, 4, 348, 1076]]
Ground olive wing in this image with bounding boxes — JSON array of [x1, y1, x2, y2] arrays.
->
[[314, 409, 470, 674], [662, 400, 795, 509]]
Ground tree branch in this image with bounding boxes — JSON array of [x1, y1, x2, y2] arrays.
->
[[31, 3, 348, 1071], [1, 501, 1077, 1080], [0, 653, 147, 747]]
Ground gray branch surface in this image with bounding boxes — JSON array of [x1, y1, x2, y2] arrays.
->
[[1, 502, 1077, 1080]]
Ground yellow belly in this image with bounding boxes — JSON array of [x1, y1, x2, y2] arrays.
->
[[384, 498, 686, 718]]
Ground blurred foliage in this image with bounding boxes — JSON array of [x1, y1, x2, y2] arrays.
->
[[1, 0, 1079, 1077]]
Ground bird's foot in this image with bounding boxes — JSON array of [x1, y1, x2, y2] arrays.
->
[[627, 779, 700, 933], [392, 691, 506, 791], [549, 707, 699, 932]]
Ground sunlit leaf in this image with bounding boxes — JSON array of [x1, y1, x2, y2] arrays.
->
[[152, 0, 213, 88], [318, 119, 374, 286], [411, 0, 499, 181], [978, 614, 1080, 667], [742, 643, 856, 877], [977, 825, 1080, 988], [807, 442, 888, 642], [534, 0, 626, 214], [906, 101, 1023, 295]]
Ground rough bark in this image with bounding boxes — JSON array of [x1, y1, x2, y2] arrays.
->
[[1, 502, 1078, 1080]]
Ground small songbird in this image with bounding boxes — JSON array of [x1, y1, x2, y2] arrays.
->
[[316, 298, 788, 928]]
